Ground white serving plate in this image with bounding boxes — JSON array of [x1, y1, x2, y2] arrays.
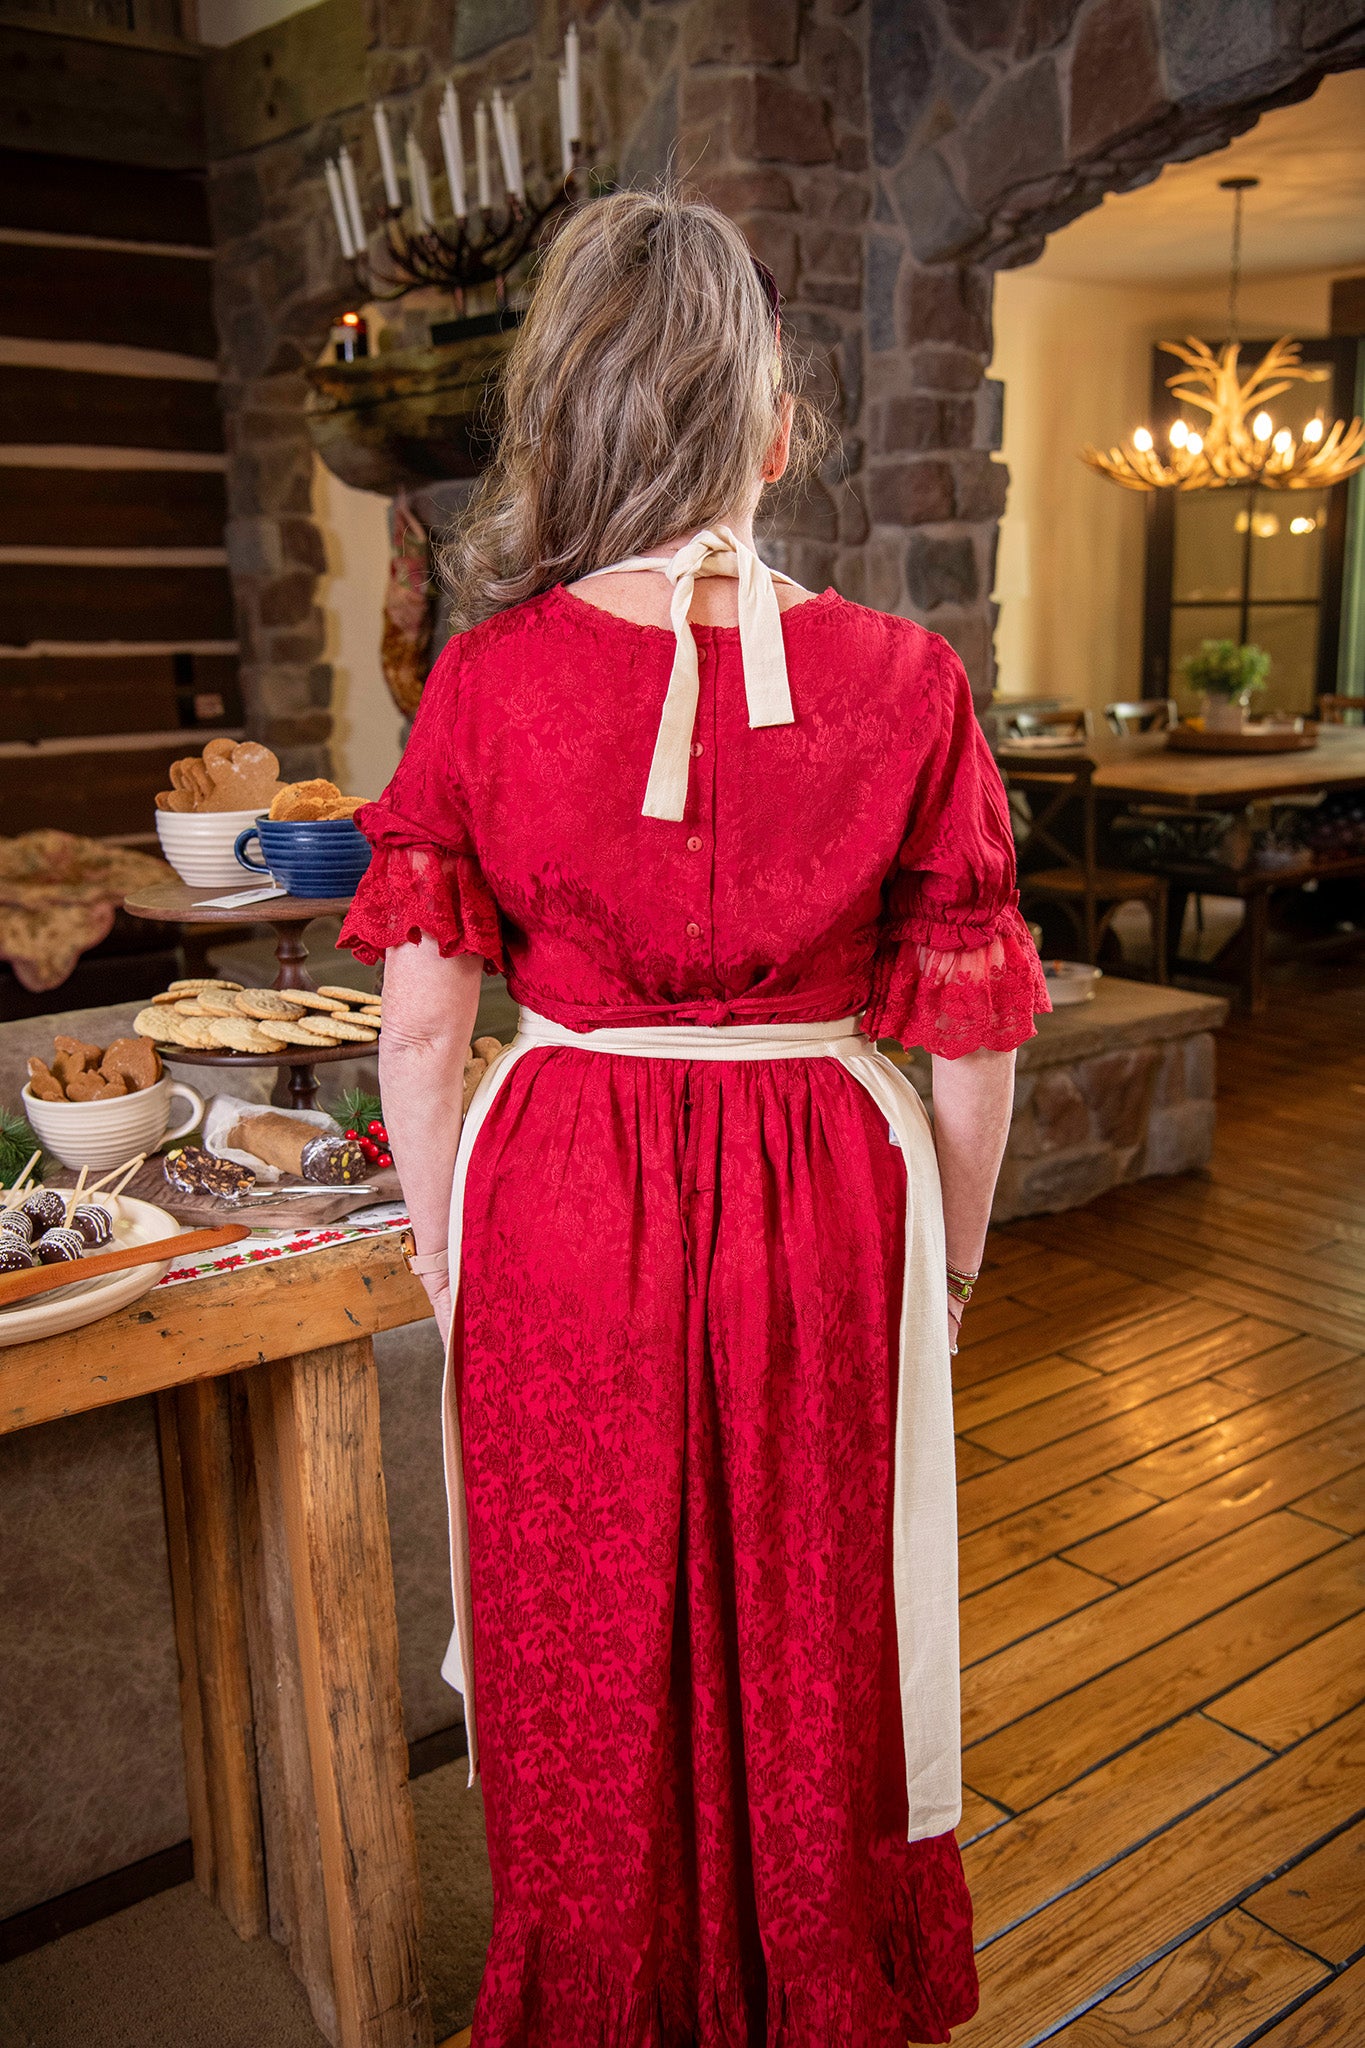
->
[[0, 1196, 182, 1347], [1044, 961, 1103, 1005]]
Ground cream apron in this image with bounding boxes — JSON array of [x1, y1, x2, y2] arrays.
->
[[436, 531, 963, 1844]]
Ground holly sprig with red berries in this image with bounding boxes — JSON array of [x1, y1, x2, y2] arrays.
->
[[335, 1086, 393, 1172]]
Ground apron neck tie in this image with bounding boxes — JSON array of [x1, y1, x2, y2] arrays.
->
[[580, 525, 797, 822]]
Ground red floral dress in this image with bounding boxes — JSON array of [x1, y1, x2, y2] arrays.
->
[[342, 584, 1047, 2048]]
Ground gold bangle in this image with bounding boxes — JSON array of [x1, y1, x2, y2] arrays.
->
[[946, 1264, 978, 1304]]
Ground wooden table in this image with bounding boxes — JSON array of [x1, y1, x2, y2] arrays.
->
[[998, 726, 1365, 1009], [0, 1234, 436, 2048], [1015, 722, 1365, 808]]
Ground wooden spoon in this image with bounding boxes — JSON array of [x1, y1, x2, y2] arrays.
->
[[0, 1224, 250, 1308]]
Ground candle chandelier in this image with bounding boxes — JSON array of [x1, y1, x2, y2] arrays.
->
[[1079, 177, 1365, 494], [322, 26, 589, 307]]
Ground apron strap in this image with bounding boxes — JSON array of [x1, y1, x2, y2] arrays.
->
[[580, 526, 798, 823]]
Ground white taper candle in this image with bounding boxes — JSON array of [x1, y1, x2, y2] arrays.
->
[[565, 22, 581, 145], [324, 158, 357, 258], [439, 83, 467, 217], [405, 130, 434, 229], [474, 99, 491, 210], [373, 102, 402, 210], [505, 99, 524, 200], [337, 145, 366, 252], [557, 65, 573, 177]]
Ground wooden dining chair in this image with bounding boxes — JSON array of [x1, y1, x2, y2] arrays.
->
[[1316, 694, 1364, 725], [1006, 756, 1170, 981], [1004, 706, 1093, 741], [1104, 699, 1177, 736]]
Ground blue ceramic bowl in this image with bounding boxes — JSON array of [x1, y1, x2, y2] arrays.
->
[[234, 817, 372, 899]]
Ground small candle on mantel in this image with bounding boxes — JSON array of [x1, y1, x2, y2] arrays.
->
[[490, 90, 522, 203], [474, 99, 492, 211], [373, 102, 402, 211], [439, 81, 467, 219], [505, 98, 525, 202]]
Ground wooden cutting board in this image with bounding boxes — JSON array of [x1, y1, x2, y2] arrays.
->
[[49, 1160, 403, 1231]]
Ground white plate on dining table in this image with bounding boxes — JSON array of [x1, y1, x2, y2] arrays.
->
[[1000, 732, 1089, 751], [0, 1196, 183, 1348]]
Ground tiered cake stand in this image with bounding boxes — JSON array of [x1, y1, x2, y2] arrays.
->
[[122, 879, 377, 1111]]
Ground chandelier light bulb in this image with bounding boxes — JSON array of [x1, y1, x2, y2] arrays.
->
[[1272, 428, 1292, 453], [1170, 419, 1189, 447], [1303, 417, 1324, 443], [1289, 515, 1315, 534], [1186, 432, 1203, 455], [1132, 426, 1154, 452], [1253, 411, 1273, 441]]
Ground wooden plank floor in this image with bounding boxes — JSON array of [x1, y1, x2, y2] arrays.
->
[[956, 966, 1365, 2047], [441, 970, 1365, 2048]]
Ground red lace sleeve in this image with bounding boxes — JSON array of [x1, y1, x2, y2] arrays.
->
[[338, 839, 505, 971], [335, 637, 506, 972], [863, 641, 1050, 1056]]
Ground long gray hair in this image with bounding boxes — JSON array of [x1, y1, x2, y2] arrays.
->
[[443, 187, 829, 627]]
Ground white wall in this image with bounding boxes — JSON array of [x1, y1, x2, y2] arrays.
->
[[990, 269, 1337, 715], [311, 457, 407, 799], [192, 0, 316, 44]]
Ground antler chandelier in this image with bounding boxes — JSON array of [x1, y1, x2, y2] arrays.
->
[[1079, 177, 1365, 494]]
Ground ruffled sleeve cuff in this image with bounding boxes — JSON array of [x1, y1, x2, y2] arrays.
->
[[863, 903, 1050, 1058], [338, 843, 506, 972]]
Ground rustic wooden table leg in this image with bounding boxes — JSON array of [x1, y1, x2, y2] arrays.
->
[[157, 1379, 268, 1941], [247, 1337, 432, 2048], [233, 1375, 338, 2043]]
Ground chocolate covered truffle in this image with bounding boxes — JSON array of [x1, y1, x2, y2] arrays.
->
[[36, 1227, 86, 1265]]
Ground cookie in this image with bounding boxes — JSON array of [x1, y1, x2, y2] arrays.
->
[[186, 994, 241, 1018], [208, 1017, 280, 1054], [235, 991, 306, 1020], [100, 1037, 161, 1092], [203, 740, 282, 814], [317, 796, 366, 820], [299, 1015, 379, 1043], [53, 1034, 103, 1068], [134, 1007, 177, 1042], [269, 778, 340, 822], [168, 979, 244, 994], [26, 1056, 66, 1103], [252, 1022, 335, 1049], [315, 985, 372, 1004], [66, 1070, 128, 1101], [164, 1146, 255, 1200], [272, 989, 346, 1012]]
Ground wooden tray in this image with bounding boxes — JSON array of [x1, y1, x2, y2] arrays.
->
[[50, 1162, 402, 1232], [1167, 725, 1318, 756]]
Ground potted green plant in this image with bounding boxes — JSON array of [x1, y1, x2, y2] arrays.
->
[[1179, 639, 1271, 734]]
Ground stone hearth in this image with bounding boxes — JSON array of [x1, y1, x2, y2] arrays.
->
[[891, 977, 1228, 1222]]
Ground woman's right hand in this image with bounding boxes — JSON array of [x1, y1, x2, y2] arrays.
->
[[423, 1274, 453, 1346]]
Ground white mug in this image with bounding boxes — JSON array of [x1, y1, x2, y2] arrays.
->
[[22, 1075, 205, 1172]]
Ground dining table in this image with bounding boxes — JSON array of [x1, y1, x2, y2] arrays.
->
[[995, 722, 1365, 1009]]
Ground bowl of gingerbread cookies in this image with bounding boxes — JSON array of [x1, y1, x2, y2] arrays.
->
[[155, 738, 285, 888], [23, 1034, 205, 1170]]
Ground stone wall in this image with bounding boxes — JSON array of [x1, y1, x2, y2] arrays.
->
[[207, 0, 1365, 763], [892, 978, 1228, 1221]]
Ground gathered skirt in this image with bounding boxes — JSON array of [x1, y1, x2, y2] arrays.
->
[[455, 1046, 979, 2047]]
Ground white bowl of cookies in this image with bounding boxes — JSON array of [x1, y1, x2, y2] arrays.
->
[[23, 1032, 205, 1170], [154, 739, 286, 889]]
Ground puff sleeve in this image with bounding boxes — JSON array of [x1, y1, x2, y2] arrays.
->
[[863, 641, 1049, 1057], [337, 640, 506, 972]]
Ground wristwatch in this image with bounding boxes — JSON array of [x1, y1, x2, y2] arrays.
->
[[400, 1229, 449, 1277]]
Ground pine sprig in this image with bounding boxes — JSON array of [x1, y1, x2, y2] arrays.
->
[[335, 1084, 383, 1133], [0, 1105, 42, 1188]]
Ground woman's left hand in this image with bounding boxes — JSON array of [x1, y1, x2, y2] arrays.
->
[[948, 1296, 965, 1355], [424, 1274, 453, 1347]]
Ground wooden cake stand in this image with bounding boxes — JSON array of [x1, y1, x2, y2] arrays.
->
[[122, 878, 377, 1111]]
